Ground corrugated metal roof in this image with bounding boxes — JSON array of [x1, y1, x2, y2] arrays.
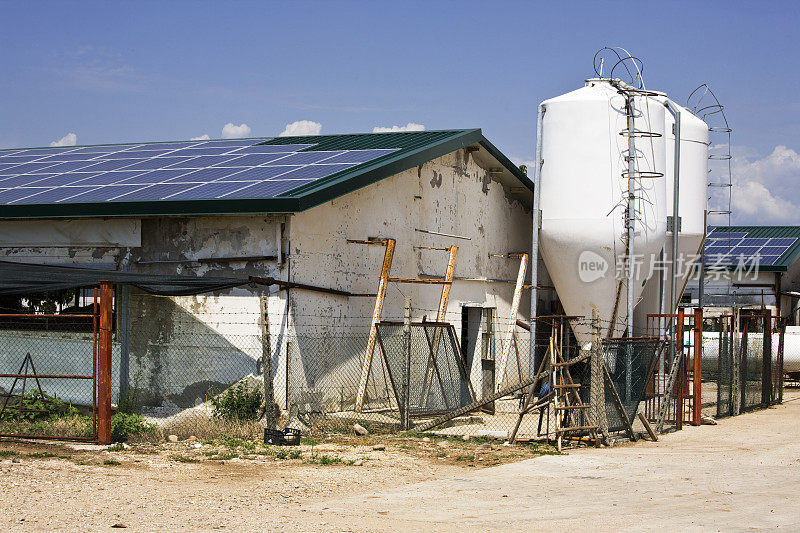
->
[[708, 225, 800, 272]]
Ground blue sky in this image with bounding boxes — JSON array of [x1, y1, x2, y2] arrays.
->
[[1, 0, 799, 224]]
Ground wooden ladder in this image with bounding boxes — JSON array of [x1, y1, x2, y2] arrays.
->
[[551, 330, 599, 452]]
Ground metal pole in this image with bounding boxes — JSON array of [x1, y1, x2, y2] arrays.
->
[[402, 298, 412, 430], [98, 281, 113, 445], [664, 99, 682, 370], [530, 104, 545, 379]]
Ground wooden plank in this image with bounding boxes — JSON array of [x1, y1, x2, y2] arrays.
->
[[638, 412, 658, 441], [354, 239, 395, 412], [496, 253, 528, 392]]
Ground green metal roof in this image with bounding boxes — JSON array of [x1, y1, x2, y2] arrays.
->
[[0, 129, 531, 219], [708, 225, 800, 272]]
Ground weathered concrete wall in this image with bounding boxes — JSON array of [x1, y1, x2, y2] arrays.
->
[[287, 148, 533, 398]]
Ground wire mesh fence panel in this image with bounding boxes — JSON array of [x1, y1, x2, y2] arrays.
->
[[0, 311, 99, 440], [590, 338, 663, 433], [377, 323, 474, 418]]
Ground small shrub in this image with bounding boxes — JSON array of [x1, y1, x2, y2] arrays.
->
[[0, 450, 15, 457], [103, 459, 121, 466], [0, 389, 77, 422], [106, 443, 125, 452], [210, 382, 263, 421], [110, 412, 155, 443], [288, 449, 301, 459]]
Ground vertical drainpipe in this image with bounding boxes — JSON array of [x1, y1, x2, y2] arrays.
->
[[530, 104, 545, 378], [664, 99, 682, 363]]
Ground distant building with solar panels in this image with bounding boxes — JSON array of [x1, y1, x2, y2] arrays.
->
[[684, 226, 800, 323], [0, 130, 539, 413]]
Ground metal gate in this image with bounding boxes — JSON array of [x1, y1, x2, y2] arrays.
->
[[0, 283, 114, 443], [644, 308, 702, 428]]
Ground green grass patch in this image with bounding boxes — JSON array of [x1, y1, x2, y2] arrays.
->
[[0, 450, 16, 457], [103, 459, 121, 466], [106, 443, 125, 452], [26, 452, 58, 459], [208, 451, 238, 461]]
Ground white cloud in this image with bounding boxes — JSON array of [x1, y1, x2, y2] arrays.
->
[[728, 145, 800, 224], [191, 134, 210, 141], [279, 120, 322, 137], [221, 123, 251, 139], [372, 123, 425, 133], [50, 133, 77, 147]]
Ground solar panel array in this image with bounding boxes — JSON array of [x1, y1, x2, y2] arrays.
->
[[705, 231, 797, 266], [0, 139, 398, 205]]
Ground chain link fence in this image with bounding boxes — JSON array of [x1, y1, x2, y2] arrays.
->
[[0, 312, 99, 440]]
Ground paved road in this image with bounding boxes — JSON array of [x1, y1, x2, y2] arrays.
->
[[280, 393, 800, 532]]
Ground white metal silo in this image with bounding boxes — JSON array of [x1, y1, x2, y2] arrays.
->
[[538, 79, 667, 344], [635, 100, 709, 332]]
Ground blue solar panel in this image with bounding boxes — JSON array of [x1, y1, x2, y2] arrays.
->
[[0, 174, 58, 188], [30, 160, 104, 173], [120, 169, 191, 184], [165, 181, 252, 200], [24, 173, 99, 187], [111, 183, 192, 201], [81, 159, 143, 172], [758, 255, 781, 265], [63, 185, 143, 203], [0, 162, 60, 174], [271, 151, 345, 165], [0, 188, 47, 203], [70, 145, 137, 154], [767, 238, 796, 246], [225, 179, 313, 198], [167, 167, 245, 183], [38, 152, 102, 162], [0, 138, 401, 207], [276, 163, 357, 180], [224, 153, 291, 167], [76, 171, 143, 186], [167, 147, 234, 157], [15, 186, 98, 204], [730, 246, 761, 256], [121, 157, 193, 171], [216, 166, 301, 182], [101, 150, 172, 159], [172, 155, 241, 168], [740, 238, 770, 247], [134, 142, 197, 151], [233, 144, 315, 154]]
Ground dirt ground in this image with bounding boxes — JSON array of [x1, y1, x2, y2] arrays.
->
[[1, 392, 799, 532]]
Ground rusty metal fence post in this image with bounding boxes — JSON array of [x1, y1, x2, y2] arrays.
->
[[693, 307, 703, 426], [97, 281, 113, 445], [762, 308, 772, 408]]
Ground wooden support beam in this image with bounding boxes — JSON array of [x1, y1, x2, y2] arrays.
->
[[496, 254, 528, 392], [419, 246, 458, 406], [638, 412, 658, 441], [354, 239, 395, 412], [97, 281, 113, 445]]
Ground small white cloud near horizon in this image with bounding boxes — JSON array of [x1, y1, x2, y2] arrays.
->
[[279, 120, 322, 137], [727, 144, 800, 224], [191, 134, 211, 141], [221, 123, 251, 139], [372, 123, 425, 133], [50, 132, 77, 147]]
